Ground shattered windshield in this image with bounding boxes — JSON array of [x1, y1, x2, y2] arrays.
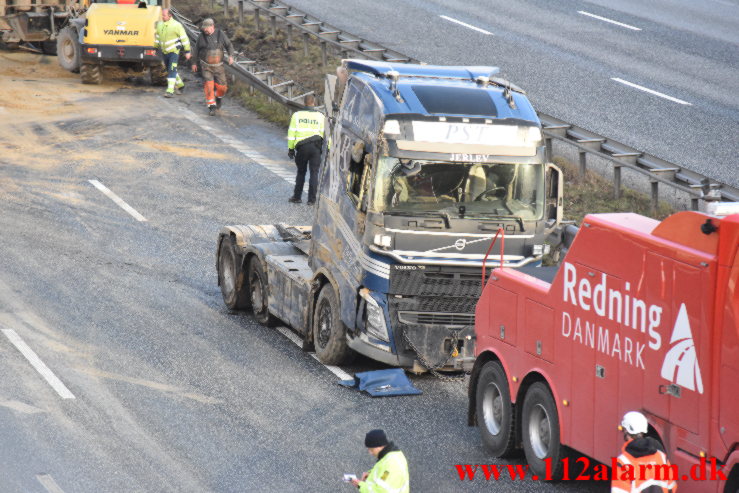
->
[[372, 158, 544, 220]]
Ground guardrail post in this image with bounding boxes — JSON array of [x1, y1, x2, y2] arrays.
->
[[286, 24, 292, 47], [223, 0, 228, 18], [545, 137, 553, 162], [238, 0, 244, 23], [270, 14, 276, 37], [650, 181, 659, 215], [303, 32, 310, 57], [579, 151, 587, 176], [254, 8, 261, 30], [613, 164, 622, 199], [320, 41, 327, 66]]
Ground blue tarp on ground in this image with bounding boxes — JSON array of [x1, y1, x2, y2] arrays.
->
[[339, 368, 422, 397]]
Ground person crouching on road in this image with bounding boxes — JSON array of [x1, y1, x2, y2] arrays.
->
[[191, 18, 234, 116], [155, 8, 190, 98], [612, 411, 676, 493], [287, 94, 325, 205], [351, 429, 409, 493]]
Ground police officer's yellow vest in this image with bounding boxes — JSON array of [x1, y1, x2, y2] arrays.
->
[[287, 109, 325, 150], [359, 450, 410, 493], [155, 19, 190, 55]]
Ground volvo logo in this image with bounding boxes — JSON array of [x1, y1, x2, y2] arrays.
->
[[454, 239, 466, 251]]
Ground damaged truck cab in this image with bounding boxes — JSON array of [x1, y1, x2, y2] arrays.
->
[[217, 60, 563, 370]]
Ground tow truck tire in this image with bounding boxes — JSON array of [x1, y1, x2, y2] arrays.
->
[[248, 256, 278, 327], [80, 63, 103, 84], [56, 26, 81, 73], [313, 284, 355, 365], [476, 361, 516, 458], [218, 237, 251, 311], [725, 467, 739, 493], [522, 382, 565, 479]]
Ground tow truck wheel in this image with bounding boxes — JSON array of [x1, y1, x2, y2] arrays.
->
[[218, 236, 251, 311], [80, 63, 103, 84], [476, 361, 516, 457], [248, 256, 278, 327], [522, 382, 565, 479], [313, 284, 355, 365]]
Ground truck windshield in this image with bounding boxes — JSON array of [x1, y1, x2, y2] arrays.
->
[[372, 157, 544, 220]]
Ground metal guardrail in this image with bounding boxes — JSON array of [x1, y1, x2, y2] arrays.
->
[[176, 1, 737, 213]]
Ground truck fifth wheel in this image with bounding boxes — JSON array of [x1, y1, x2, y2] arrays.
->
[[217, 60, 564, 370]]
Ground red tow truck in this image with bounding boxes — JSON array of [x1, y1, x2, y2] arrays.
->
[[468, 210, 739, 492]]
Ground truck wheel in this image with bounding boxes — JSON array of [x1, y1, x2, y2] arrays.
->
[[248, 256, 278, 327], [313, 284, 354, 365], [80, 63, 103, 84], [56, 27, 80, 73], [218, 237, 251, 311], [725, 467, 739, 493], [476, 361, 516, 457], [522, 382, 565, 479]]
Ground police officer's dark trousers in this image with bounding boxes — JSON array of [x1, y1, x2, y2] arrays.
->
[[293, 139, 321, 202]]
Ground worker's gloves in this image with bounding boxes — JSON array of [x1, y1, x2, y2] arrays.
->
[[288, 149, 295, 159]]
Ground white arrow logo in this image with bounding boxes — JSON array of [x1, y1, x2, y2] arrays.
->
[[660, 303, 703, 394]]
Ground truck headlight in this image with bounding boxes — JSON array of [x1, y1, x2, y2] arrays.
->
[[533, 244, 550, 256], [361, 290, 390, 342], [373, 234, 392, 248]]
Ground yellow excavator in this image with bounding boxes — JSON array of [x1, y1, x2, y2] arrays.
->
[[56, 0, 169, 84], [1, 0, 169, 84]]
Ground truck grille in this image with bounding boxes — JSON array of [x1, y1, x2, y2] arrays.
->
[[398, 311, 475, 327], [389, 265, 481, 297]]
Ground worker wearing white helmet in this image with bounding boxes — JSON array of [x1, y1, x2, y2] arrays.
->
[[611, 411, 677, 493]]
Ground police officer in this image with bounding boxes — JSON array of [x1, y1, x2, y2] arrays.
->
[[351, 429, 409, 493], [154, 9, 190, 97], [611, 411, 676, 493], [287, 94, 324, 205]]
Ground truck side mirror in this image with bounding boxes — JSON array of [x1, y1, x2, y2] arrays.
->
[[545, 163, 563, 227]]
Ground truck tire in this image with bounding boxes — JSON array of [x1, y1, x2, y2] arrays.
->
[[80, 63, 103, 84], [248, 256, 278, 327], [476, 361, 516, 458], [218, 236, 251, 311], [726, 467, 739, 493], [522, 382, 565, 479], [313, 284, 355, 365], [56, 27, 80, 73]]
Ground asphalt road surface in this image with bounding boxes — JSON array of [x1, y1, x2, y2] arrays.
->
[[281, 0, 739, 189], [0, 53, 613, 492]]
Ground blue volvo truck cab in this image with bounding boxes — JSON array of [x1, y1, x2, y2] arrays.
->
[[216, 60, 563, 370]]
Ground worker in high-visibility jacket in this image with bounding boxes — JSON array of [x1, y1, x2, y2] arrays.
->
[[287, 94, 325, 205], [155, 9, 191, 97], [351, 429, 410, 493], [611, 412, 677, 493]]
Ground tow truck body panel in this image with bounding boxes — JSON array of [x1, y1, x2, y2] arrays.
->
[[469, 211, 739, 491]]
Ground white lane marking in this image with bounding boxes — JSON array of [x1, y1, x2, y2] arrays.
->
[[439, 15, 493, 35], [1, 329, 75, 399], [611, 78, 692, 105], [578, 10, 641, 31], [276, 326, 353, 381], [88, 180, 147, 222], [179, 109, 294, 184], [36, 474, 66, 493]]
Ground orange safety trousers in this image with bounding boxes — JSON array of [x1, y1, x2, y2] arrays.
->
[[204, 81, 227, 106]]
